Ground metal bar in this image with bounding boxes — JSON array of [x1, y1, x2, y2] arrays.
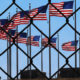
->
[[75, 0, 77, 68], [49, 5, 51, 78], [57, 33, 59, 77], [16, 7, 19, 79], [41, 33, 43, 72], [8, 12, 12, 79]]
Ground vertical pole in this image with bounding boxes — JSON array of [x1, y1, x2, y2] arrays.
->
[[29, 3, 31, 70], [7, 19, 9, 80], [41, 33, 43, 72], [8, 12, 12, 78], [7, 16, 9, 80], [49, 4, 51, 78], [16, 8, 19, 79], [27, 3, 31, 70], [74, 0, 77, 68], [79, 36, 80, 67], [57, 33, 59, 77]]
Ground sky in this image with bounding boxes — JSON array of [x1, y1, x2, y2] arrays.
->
[[0, 0, 80, 79]]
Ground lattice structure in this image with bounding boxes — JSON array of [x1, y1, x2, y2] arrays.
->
[[0, 0, 80, 80]]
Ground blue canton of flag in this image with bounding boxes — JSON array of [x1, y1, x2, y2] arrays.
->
[[49, 1, 73, 17], [27, 36, 40, 46]]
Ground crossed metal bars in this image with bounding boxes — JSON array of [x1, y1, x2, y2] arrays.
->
[[0, 0, 80, 80]]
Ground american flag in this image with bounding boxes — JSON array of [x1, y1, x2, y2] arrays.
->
[[20, 11, 29, 24], [17, 32, 27, 44], [49, 1, 73, 17], [27, 36, 40, 46], [42, 37, 56, 47], [8, 13, 20, 29], [0, 19, 8, 40], [62, 41, 78, 51], [20, 5, 48, 20]]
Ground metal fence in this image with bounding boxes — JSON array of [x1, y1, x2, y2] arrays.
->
[[0, 0, 80, 80]]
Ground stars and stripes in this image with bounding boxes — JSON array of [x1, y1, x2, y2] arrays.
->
[[49, 1, 73, 17], [17, 32, 27, 44], [27, 36, 40, 46], [62, 41, 78, 51], [42, 37, 56, 47], [20, 5, 48, 20]]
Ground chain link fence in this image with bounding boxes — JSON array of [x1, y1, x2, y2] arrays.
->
[[0, 0, 80, 80]]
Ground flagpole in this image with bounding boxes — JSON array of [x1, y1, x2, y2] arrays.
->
[[79, 36, 80, 67], [16, 8, 19, 79], [49, 4, 51, 78], [8, 12, 12, 78], [7, 16, 9, 80], [29, 3, 31, 71], [57, 33, 59, 77], [74, 0, 77, 68], [27, 3, 31, 70], [41, 33, 43, 72]]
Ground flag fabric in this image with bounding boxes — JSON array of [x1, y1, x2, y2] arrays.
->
[[27, 36, 40, 46], [62, 41, 78, 51], [49, 1, 73, 17], [42, 37, 56, 47], [17, 32, 27, 44], [8, 13, 20, 30], [20, 5, 48, 20], [20, 11, 29, 24], [0, 19, 8, 40]]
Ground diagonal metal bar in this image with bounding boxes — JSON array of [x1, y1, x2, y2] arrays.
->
[[68, 23, 80, 35], [14, 3, 31, 19], [0, 67, 13, 79], [32, 23, 48, 38], [0, 43, 14, 56], [50, 23, 67, 39], [68, 7, 80, 18], [67, 47, 80, 59], [50, 63, 67, 79], [49, 43, 66, 59], [14, 43, 31, 59], [0, 3, 14, 16], [32, 3, 49, 18], [14, 23, 31, 39], [50, 3, 67, 18], [68, 64, 80, 75], [32, 44, 48, 59], [13, 64, 31, 79], [0, 26, 13, 39], [32, 63, 49, 80]]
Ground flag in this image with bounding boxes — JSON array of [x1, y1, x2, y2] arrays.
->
[[49, 1, 73, 17], [8, 13, 20, 29], [27, 36, 40, 46], [62, 41, 78, 51], [20, 11, 29, 24], [0, 19, 8, 40], [17, 32, 27, 44], [42, 37, 56, 47], [8, 30, 16, 37], [21, 5, 48, 20]]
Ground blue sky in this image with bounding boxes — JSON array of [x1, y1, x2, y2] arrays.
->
[[0, 0, 80, 79]]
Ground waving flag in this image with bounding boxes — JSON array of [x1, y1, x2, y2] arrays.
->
[[42, 37, 56, 47], [17, 32, 27, 44], [20, 11, 29, 24], [62, 41, 78, 51], [0, 19, 8, 39], [30, 5, 48, 20], [20, 5, 48, 20], [27, 36, 40, 46], [49, 1, 73, 17]]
